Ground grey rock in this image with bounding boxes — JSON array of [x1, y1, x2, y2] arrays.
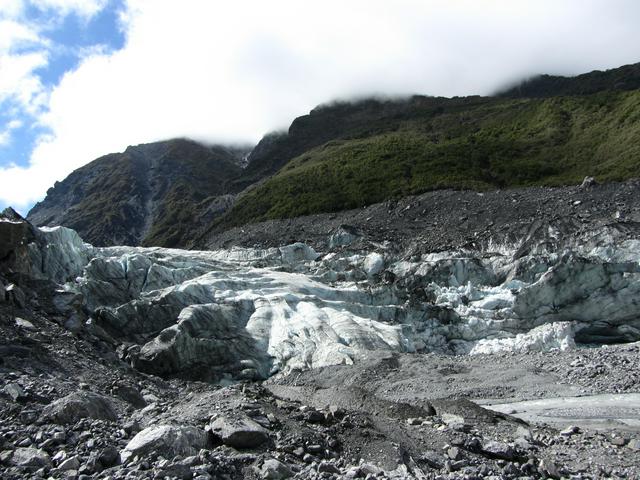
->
[[86, 446, 120, 473], [97, 446, 120, 468], [210, 415, 269, 449], [112, 383, 146, 408], [3, 383, 27, 402], [538, 458, 561, 479], [515, 426, 534, 440], [8, 447, 51, 468], [447, 446, 462, 460], [559, 425, 580, 436], [261, 458, 293, 479], [0, 450, 13, 464], [304, 409, 325, 424], [610, 436, 627, 446], [15, 317, 36, 330], [58, 455, 80, 471], [580, 176, 596, 189], [318, 461, 340, 474], [627, 439, 640, 451], [41, 391, 117, 424], [305, 444, 323, 454], [121, 425, 208, 464], [156, 462, 193, 479], [482, 441, 515, 460]]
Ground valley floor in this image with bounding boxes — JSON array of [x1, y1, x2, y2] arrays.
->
[[1, 308, 639, 479]]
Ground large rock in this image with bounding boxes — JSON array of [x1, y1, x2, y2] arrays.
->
[[261, 458, 293, 479], [6, 447, 51, 468], [210, 415, 270, 449], [121, 425, 208, 463], [0, 209, 36, 263], [40, 391, 117, 424]]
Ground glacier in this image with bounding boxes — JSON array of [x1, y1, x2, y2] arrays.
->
[[11, 223, 640, 382]]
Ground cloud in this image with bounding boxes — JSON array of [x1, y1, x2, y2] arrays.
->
[[0, 119, 23, 146], [0, 0, 24, 18], [32, 0, 107, 16], [1, 0, 640, 212]]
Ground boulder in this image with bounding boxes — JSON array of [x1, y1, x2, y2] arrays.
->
[[58, 455, 80, 471], [85, 446, 120, 473], [481, 440, 515, 460], [3, 383, 27, 402], [112, 383, 146, 408], [7, 447, 51, 468], [15, 317, 36, 330], [261, 458, 293, 479], [40, 391, 117, 424], [120, 425, 208, 463], [210, 415, 269, 449]]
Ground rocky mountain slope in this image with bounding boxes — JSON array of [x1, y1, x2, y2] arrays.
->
[[2, 179, 640, 478], [27, 139, 249, 248], [27, 62, 640, 249]]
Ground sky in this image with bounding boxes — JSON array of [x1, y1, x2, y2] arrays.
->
[[1, 0, 640, 214]]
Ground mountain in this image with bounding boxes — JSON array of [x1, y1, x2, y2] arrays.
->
[[212, 88, 640, 230], [27, 62, 640, 248], [27, 139, 249, 247], [499, 62, 640, 98]]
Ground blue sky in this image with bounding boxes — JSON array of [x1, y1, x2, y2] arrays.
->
[[1, 0, 640, 215]]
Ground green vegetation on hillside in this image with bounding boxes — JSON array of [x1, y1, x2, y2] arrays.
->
[[224, 90, 640, 225]]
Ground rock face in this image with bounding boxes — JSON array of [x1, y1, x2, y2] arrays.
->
[[27, 139, 249, 248], [40, 391, 118, 424]]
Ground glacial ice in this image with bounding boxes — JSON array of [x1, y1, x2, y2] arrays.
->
[[17, 223, 640, 381]]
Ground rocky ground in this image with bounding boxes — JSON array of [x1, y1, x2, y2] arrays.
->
[[200, 179, 640, 254], [1, 304, 639, 479], [1, 180, 640, 479]]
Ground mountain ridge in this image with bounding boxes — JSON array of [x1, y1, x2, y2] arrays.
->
[[27, 61, 640, 248]]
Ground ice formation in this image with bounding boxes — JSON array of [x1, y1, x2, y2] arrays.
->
[[20, 224, 640, 381]]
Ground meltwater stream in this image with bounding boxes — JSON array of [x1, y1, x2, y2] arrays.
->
[[483, 393, 640, 431]]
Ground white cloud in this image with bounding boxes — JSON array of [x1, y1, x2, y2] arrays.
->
[[0, 19, 42, 50], [0, 0, 109, 20], [1, 0, 640, 211], [31, 0, 109, 19], [0, 0, 24, 19], [0, 51, 48, 110], [0, 119, 23, 146]]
